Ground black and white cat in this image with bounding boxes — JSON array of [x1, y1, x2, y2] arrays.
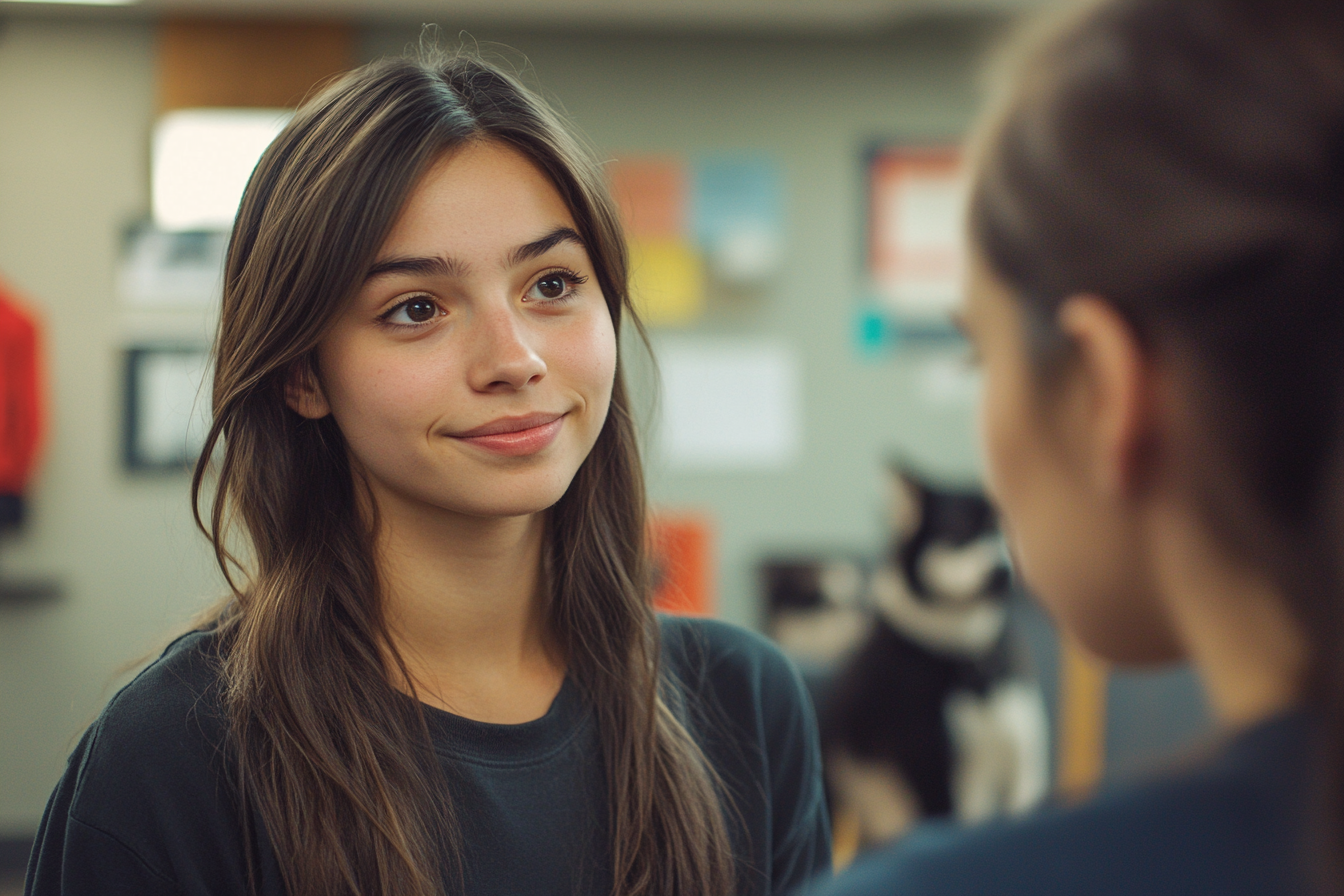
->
[[820, 465, 1048, 848]]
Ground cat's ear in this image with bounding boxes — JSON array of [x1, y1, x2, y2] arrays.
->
[[885, 461, 924, 539]]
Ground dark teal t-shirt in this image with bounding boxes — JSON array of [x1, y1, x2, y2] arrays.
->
[[804, 709, 1311, 896], [26, 616, 831, 896]]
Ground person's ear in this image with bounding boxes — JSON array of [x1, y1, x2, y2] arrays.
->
[[1056, 295, 1159, 500], [284, 356, 331, 419]]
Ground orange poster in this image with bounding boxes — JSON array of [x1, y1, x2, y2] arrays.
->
[[648, 513, 714, 616], [608, 157, 685, 239]]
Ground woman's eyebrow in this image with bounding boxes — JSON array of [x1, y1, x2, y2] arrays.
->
[[507, 226, 585, 267], [363, 254, 465, 283], [362, 227, 585, 283]]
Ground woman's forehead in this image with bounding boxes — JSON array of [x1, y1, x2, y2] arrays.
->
[[376, 141, 579, 267]]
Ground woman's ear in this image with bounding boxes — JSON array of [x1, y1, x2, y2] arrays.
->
[[1056, 295, 1160, 500], [284, 357, 331, 420]]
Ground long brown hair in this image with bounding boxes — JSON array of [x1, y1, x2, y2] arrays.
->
[[970, 0, 1344, 889], [191, 52, 735, 896]]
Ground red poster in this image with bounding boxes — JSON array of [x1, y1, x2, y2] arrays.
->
[[0, 281, 43, 496]]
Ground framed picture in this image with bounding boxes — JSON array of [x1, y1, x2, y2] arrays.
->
[[866, 145, 966, 323], [122, 346, 212, 472]]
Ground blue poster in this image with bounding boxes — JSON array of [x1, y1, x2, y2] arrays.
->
[[690, 157, 783, 284]]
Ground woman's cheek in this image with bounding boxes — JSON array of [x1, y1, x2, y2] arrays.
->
[[323, 346, 439, 442], [554, 311, 617, 399]]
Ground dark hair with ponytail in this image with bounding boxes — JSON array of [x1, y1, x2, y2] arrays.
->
[[969, 0, 1344, 889], [190, 52, 735, 896]]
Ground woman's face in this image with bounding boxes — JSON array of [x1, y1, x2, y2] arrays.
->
[[291, 140, 617, 522], [962, 256, 1178, 663]]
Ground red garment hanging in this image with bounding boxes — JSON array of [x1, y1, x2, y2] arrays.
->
[[0, 282, 43, 496]]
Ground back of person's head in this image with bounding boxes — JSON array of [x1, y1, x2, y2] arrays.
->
[[970, 0, 1344, 885]]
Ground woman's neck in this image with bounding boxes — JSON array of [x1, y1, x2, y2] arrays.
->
[[1149, 501, 1309, 730], [372, 487, 564, 724]]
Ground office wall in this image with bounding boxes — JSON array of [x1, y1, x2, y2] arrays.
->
[[0, 17, 1003, 833], [0, 19, 230, 834]]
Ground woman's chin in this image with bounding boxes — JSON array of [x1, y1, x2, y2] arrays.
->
[[435, 482, 574, 521]]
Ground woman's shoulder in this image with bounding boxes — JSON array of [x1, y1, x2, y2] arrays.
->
[[657, 616, 833, 892], [809, 711, 1312, 896], [26, 628, 255, 895], [59, 626, 233, 819], [657, 614, 798, 686], [86, 628, 230, 769], [657, 614, 814, 725]]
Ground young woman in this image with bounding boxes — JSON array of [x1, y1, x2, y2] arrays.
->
[[811, 0, 1342, 894], [25, 54, 829, 896]]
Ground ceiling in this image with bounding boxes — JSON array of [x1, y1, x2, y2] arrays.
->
[[0, 0, 1050, 30]]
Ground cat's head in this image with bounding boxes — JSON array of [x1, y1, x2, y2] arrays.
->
[[885, 462, 1010, 606]]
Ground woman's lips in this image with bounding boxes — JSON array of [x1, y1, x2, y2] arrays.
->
[[450, 414, 565, 456]]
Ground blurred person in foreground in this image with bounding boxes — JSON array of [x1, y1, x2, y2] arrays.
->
[[807, 0, 1343, 894]]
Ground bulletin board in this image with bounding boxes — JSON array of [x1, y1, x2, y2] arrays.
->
[[607, 154, 783, 327]]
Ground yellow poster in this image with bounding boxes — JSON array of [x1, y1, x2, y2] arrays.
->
[[627, 238, 705, 327]]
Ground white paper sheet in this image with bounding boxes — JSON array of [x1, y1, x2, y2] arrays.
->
[[869, 149, 968, 321], [657, 339, 800, 470]]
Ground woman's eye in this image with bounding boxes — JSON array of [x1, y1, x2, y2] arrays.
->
[[383, 297, 441, 326], [526, 270, 586, 303], [535, 275, 567, 299]]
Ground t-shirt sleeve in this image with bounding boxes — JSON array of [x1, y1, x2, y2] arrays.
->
[[753, 628, 833, 893], [23, 632, 265, 896], [25, 726, 183, 896]]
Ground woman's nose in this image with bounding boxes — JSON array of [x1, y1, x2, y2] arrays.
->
[[465, 304, 547, 392]]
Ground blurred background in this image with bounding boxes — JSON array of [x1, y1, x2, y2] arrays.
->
[[0, 0, 1212, 886]]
